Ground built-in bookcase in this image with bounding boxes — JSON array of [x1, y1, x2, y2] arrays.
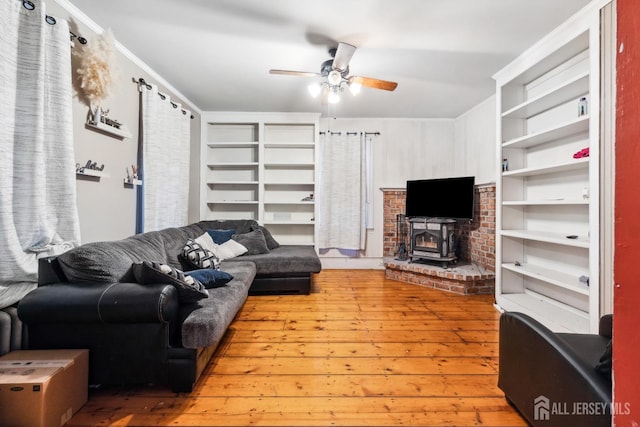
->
[[493, 2, 606, 333], [200, 113, 319, 245]]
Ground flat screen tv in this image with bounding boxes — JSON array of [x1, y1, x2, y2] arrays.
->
[[405, 176, 475, 220]]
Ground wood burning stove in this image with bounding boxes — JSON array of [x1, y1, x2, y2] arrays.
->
[[409, 217, 457, 267]]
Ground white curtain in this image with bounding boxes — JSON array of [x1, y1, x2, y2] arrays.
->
[[317, 131, 366, 251], [0, 0, 80, 309], [139, 83, 191, 232]]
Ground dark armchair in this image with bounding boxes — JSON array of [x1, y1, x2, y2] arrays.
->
[[498, 311, 612, 427]]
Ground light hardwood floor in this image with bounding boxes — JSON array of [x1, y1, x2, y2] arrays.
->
[[68, 269, 527, 426]]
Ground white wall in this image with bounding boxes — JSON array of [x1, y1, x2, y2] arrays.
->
[[453, 95, 497, 185], [319, 96, 496, 269], [49, 1, 201, 243], [318, 118, 455, 268]]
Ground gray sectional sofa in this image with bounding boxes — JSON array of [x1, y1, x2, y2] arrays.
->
[[17, 219, 321, 392]]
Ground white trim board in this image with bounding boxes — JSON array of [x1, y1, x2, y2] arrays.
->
[[320, 257, 385, 270]]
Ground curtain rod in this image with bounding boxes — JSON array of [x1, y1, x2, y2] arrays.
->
[[319, 131, 381, 136], [20, 0, 88, 46], [137, 78, 195, 119]]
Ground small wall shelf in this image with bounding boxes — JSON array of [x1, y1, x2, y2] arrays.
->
[[124, 178, 142, 186], [86, 120, 132, 139], [76, 169, 110, 179]]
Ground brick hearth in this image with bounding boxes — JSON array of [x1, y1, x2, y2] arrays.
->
[[384, 257, 495, 295], [381, 184, 496, 295]]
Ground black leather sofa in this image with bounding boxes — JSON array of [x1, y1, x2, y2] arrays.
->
[[499, 311, 612, 427], [19, 258, 256, 393]]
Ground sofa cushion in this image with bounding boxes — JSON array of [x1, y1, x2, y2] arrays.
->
[[161, 224, 208, 269], [207, 229, 236, 244], [211, 239, 248, 260], [232, 229, 270, 255], [223, 245, 321, 275], [181, 240, 220, 270], [197, 219, 257, 235], [251, 225, 280, 250], [185, 268, 234, 289], [179, 261, 256, 349], [57, 231, 168, 283], [132, 261, 208, 303], [194, 232, 217, 252]]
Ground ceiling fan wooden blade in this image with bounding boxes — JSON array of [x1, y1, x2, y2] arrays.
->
[[332, 42, 357, 72], [269, 69, 320, 77], [350, 76, 398, 91]]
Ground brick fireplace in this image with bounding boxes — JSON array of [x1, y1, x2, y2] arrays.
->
[[382, 184, 496, 295]]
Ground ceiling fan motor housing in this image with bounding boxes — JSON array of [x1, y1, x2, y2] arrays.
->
[[321, 59, 349, 77]]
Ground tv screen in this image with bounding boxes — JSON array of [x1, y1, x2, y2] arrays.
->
[[405, 176, 475, 219]]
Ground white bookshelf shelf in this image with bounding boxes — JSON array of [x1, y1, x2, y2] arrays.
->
[[502, 199, 589, 206], [263, 220, 314, 225], [264, 142, 315, 148], [502, 116, 589, 149], [207, 142, 259, 148], [500, 229, 589, 248], [263, 162, 315, 168], [207, 181, 259, 185], [496, 293, 589, 333], [501, 72, 589, 119], [503, 157, 589, 177], [207, 162, 259, 168], [264, 181, 314, 186], [206, 200, 259, 205], [264, 201, 314, 205], [502, 263, 590, 296]]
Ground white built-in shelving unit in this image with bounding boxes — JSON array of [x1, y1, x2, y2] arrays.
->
[[493, 1, 610, 333], [200, 113, 319, 246]]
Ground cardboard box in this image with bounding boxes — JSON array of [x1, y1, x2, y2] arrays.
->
[[0, 349, 89, 427]]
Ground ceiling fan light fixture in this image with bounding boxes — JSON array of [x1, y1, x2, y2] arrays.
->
[[327, 70, 342, 86], [328, 87, 341, 104], [307, 83, 322, 98], [349, 81, 362, 96]]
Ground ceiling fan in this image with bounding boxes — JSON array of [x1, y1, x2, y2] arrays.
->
[[269, 42, 398, 103]]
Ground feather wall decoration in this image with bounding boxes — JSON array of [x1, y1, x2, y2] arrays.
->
[[73, 28, 117, 108]]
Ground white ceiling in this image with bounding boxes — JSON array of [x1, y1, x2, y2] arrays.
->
[[67, 0, 592, 118]]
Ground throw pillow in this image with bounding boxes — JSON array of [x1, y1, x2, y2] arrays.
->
[[132, 261, 208, 303], [251, 225, 280, 250], [232, 229, 270, 255], [182, 239, 220, 270], [194, 232, 217, 253], [207, 229, 236, 244], [185, 268, 234, 288], [211, 239, 248, 260]]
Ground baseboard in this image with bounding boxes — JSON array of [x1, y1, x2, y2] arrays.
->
[[319, 257, 385, 270]]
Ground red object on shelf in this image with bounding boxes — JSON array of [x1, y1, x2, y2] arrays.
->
[[573, 147, 590, 158]]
